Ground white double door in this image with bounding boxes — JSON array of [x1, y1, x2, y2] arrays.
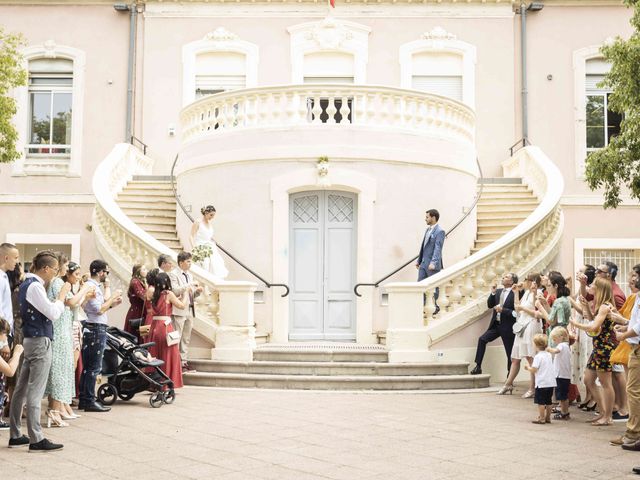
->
[[289, 191, 357, 341]]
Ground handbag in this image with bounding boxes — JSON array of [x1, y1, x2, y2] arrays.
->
[[513, 319, 527, 336], [166, 330, 181, 347], [129, 317, 144, 329], [611, 340, 632, 366]]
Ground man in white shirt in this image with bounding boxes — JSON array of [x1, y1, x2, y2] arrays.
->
[[0, 243, 19, 345], [8, 250, 68, 452], [613, 264, 640, 455]]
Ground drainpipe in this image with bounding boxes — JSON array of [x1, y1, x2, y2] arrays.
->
[[114, 3, 138, 142], [519, 2, 543, 144]]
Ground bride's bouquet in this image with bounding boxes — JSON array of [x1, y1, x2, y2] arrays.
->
[[191, 244, 213, 264]]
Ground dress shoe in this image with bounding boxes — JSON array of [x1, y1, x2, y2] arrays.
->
[[632, 466, 640, 475], [83, 402, 111, 413], [622, 440, 640, 451], [29, 438, 63, 453], [470, 365, 482, 375]]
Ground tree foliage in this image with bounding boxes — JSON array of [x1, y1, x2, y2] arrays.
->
[[585, 0, 640, 208], [0, 28, 26, 164]]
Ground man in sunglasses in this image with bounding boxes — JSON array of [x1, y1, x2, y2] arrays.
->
[[79, 260, 122, 412]]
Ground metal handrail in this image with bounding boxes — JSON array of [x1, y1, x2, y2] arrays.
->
[[130, 135, 148, 155], [353, 157, 484, 297], [170, 154, 290, 297], [509, 137, 530, 157]]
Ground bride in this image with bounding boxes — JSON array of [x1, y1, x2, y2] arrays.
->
[[189, 205, 229, 279]]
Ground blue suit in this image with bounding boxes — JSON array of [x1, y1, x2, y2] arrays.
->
[[417, 223, 445, 281], [417, 223, 445, 309]]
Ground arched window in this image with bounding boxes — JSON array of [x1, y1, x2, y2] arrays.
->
[[399, 27, 476, 108], [288, 17, 370, 84], [182, 27, 258, 106], [13, 41, 85, 177]]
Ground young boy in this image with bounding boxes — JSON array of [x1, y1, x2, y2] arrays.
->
[[547, 326, 572, 420], [525, 333, 557, 424]]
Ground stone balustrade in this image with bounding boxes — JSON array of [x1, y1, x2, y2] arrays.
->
[[385, 146, 564, 363], [180, 84, 475, 146], [92, 143, 258, 361]]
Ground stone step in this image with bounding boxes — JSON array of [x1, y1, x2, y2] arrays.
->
[[130, 216, 177, 227], [477, 204, 536, 213], [476, 231, 508, 241], [118, 201, 176, 210], [120, 187, 174, 196], [188, 360, 470, 376], [116, 190, 176, 203], [143, 224, 179, 234], [475, 225, 513, 234], [477, 211, 530, 221], [477, 219, 522, 229], [183, 372, 491, 390], [478, 177, 523, 185], [479, 191, 534, 199], [478, 198, 538, 206], [253, 347, 388, 363], [123, 209, 177, 219]]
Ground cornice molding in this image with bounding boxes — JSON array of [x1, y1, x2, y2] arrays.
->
[[0, 0, 625, 5], [0, 193, 95, 205]]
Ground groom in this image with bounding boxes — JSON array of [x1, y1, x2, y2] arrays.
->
[[415, 209, 445, 314]]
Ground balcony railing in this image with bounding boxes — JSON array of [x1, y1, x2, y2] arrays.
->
[[180, 84, 475, 145]]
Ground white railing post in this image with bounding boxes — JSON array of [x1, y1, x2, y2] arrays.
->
[[212, 282, 257, 362], [385, 283, 433, 363]]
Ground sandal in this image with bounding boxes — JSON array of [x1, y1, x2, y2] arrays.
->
[[531, 419, 546, 424], [551, 407, 561, 414], [592, 420, 613, 426], [553, 412, 570, 420]]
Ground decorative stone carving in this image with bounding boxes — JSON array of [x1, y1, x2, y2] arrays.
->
[[421, 26, 457, 41], [43, 39, 58, 58], [204, 27, 238, 43], [305, 16, 353, 50]]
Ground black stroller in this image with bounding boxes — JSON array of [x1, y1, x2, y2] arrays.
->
[[98, 327, 175, 408]]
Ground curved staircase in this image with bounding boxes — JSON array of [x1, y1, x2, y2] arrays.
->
[[93, 143, 563, 390]]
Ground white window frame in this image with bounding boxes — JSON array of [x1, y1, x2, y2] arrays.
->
[[399, 27, 476, 109], [287, 17, 371, 84], [13, 42, 85, 177], [574, 238, 640, 295], [573, 45, 608, 179], [182, 27, 258, 107]]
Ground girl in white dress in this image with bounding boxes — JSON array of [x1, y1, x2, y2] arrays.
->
[[189, 205, 229, 279], [497, 273, 543, 396]]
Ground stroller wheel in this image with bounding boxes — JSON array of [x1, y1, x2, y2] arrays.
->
[[118, 391, 134, 401], [149, 392, 163, 408], [97, 384, 118, 406], [162, 389, 176, 404]]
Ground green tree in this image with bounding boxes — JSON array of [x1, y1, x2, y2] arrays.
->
[[0, 28, 26, 164], [585, 0, 640, 208]]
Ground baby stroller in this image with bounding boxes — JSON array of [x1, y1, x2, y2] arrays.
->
[[98, 326, 175, 408]]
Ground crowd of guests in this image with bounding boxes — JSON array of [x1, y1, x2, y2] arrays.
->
[[0, 243, 202, 453], [471, 260, 640, 451]]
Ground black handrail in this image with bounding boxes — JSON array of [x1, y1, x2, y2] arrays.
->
[[170, 154, 290, 297], [130, 135, 148, 155], [353, 157, 484, 297], [509, 137, 530, 157]]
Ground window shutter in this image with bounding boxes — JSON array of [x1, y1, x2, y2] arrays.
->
[[195, 75, 245, 94], [585, 74, 606, 92], [303, 77, 355, 85], [412, 75, 463, 101]]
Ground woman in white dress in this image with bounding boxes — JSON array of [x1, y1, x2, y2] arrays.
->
[[497, 272, 542, 396], [189, 205, 229, 279]]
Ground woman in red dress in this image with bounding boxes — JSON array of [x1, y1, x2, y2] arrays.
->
[[149, 272, 185, 389], [124, 263, 148, 341]]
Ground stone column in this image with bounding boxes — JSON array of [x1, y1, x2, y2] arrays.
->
[[385, 282, 434, 363], [212, 281, 257, 362]]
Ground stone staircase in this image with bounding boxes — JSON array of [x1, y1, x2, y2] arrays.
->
[[185, 345, 490, 390], [116, 177, 182, 252], [472, 179, 537, 254]]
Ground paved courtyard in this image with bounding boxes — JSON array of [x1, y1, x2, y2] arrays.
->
[[1, 385, 639, 480]]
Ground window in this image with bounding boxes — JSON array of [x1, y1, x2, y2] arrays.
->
[[585, 59, 622, 151], [399, 28, 476, 108], [195, 51, 246, 99], [27, 58, 73, 157], [583, 248, 640, 296]]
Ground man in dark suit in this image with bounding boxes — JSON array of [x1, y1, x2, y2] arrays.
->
[[415, 209, 445, 314], [470, 272, 520, 375]]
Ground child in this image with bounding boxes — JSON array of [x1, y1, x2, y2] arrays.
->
[[525, 333, 557, 424], [547, 326, 572, 420], [0, 317, 24, 429]]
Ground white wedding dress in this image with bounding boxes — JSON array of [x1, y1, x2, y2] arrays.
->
[[194, 221, 229, 279]]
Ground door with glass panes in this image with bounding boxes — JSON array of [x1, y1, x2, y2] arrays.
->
[[289, 191, 357, 341]]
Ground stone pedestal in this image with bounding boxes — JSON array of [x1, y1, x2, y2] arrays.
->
[[211, 281, 257, 362], [385, 283, 432, 363]]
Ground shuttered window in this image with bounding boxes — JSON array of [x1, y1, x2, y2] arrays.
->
[[195, 75, 246, 98], [411, 75, 463, 102]]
